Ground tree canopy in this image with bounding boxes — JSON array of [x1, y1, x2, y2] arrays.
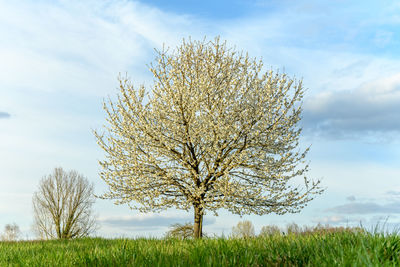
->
[[32, 167, 97, 239], [95, 37, 323, 238]]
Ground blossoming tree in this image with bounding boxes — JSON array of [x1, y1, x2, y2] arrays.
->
[[94, 37, 323, 238]]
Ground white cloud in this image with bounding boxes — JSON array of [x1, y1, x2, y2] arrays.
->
[[0, 111, 10, 118], [327, 202, 400, 214], [312, 215, 351, 225], [0, 0, 207, 98], [303, 72, 400, 139]]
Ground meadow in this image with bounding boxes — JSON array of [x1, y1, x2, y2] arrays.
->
[[1, 229, 400, 266]]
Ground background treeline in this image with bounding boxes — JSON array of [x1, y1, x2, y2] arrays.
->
[[165, 220, 364, 240]]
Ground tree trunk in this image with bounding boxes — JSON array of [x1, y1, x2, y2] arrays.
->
[[193, 205, 203, 239]]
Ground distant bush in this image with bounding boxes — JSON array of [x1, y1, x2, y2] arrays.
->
[[283, 222, 365, 236], [165, 223, 194, 239], [301, 224, 365, 236], [259, 225, 281, 237], [231, 220, 255, 239], [286, 222, 302, 235], [1, 223, 20, 241]]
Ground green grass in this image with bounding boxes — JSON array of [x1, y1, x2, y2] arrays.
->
[[1, 231, 400, 266]]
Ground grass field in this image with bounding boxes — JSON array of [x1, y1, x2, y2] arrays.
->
[[1, 230, 400, 266]]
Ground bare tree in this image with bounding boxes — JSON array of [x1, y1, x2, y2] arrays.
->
[[231, 220, 255, 238], [94, 37, 323, 239], [165, 222, 194, 239], [32, 167, 97, 239], [1, 223, 20, 241]]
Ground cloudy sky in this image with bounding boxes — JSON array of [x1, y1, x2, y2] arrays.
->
[[1, 0, 400, 239]]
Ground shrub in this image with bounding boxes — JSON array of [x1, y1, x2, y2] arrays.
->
[[165, 223, 194, 239], [259, 225, 281, 237], [283, 222, 365, 236], [231, 220, 255, 239], [286, 222, 302, 235], [1, 223, 20, 241]]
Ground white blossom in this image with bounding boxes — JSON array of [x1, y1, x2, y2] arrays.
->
[[94, 37, 324, 238]]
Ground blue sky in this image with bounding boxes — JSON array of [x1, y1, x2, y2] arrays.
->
[[1, 0, 400, 239]]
